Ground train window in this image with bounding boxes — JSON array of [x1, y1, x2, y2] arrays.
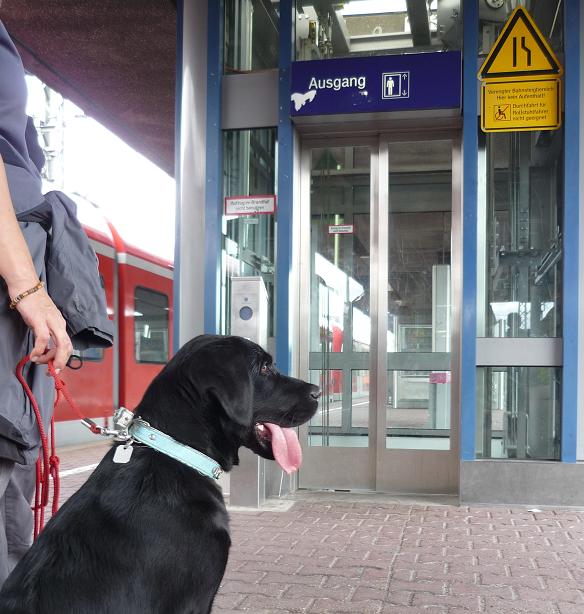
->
[[80, 347, 104, 362], [134, 287, 169, 364]]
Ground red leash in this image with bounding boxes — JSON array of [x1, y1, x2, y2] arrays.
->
[[15, 355, 90, 539]]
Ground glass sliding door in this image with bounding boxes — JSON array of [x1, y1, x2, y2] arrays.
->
[[386, 140, 452, 451], [308, 145, 372, 449], [299, 142, 375, 489], [299, 134, 460, 494]]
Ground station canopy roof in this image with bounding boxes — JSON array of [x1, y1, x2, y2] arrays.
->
[[2, 0, 176, 176]]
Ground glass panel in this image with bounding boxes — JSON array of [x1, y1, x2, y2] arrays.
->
[[310, 147, 371, 354], [308, 144, 370, 449], [385, 140, 452, 450], [221, 129, 277, 339], [477, 367, 561, 461], [134, 287, 169, 364], [386, 370, 450, 450], [224, 0, 279, 73], [387, 141, 452, 353], [351, 370, 369, 428], [308, 369, 369, 447], [296, 0, 462, 60], [479, 130, 563, 338]]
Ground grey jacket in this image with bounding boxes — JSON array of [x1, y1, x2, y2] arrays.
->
[[17, 191, 114, 351]]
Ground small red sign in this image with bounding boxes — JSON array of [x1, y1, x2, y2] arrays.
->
[[429, 372, 450, 385]]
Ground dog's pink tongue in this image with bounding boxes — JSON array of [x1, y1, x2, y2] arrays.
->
[[264, 423, 302, 474]]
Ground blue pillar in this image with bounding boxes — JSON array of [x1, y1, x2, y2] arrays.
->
[[275, 0, 294, 374], [561, 0, 580, 462], [204, 0, 224, 334], [460, 1, 479, 461]]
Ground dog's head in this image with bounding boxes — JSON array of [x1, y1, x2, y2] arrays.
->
[[137, 335, 320, 473]]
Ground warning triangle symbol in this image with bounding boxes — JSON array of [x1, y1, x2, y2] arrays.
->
[[479, 6, 563, 80]]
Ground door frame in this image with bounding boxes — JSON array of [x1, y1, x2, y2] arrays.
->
[[297, 130, 462, 494]]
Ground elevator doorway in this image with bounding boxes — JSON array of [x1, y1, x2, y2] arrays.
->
[[298, 134, 462, 493]]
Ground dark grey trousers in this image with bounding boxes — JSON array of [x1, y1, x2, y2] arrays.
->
[[0, 461, 34, 585], [0, 459, 15, 584]]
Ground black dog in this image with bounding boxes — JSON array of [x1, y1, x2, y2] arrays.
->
[[0, 335, 319, 614]]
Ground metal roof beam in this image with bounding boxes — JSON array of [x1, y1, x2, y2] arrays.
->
[[406, 0, 431, 47]]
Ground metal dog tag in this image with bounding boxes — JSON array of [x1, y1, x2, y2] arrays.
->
[[113, 443, 133, 464]]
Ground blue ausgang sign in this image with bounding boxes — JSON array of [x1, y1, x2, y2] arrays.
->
[[290, 51, 461, 117]]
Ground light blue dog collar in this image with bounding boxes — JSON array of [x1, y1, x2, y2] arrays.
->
[[128, 419, 223, 480]]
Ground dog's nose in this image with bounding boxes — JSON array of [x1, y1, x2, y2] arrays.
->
[[310, 389, 321, 400]]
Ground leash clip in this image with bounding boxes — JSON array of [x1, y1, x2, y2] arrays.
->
[[80, 418, 121, 438], [81, 407, 136, 441]]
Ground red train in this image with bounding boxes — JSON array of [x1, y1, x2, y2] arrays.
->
[[55, 213, 174, 444]]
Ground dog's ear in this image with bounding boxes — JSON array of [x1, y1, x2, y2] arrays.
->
[[207, 362, 253, 428], [187, 346, 254, 428], [176, 335, 255, 428]]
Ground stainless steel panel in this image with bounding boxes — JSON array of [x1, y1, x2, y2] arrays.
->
[[308, 352, 369, 370], [461, 460, 584, 506], [579, 2, 584, 462], [230, 449, 266, 507], [221, 70, 279, 129], [177, 0, 207, 344], [386, 353, 450, 371], [298, 448, 373, 490], [476, 338, 563, 366], [292, 110, 462, 130], [450, 137, 462, 457], [375, 140, 389, 472], [298, 143, 312, 422], [376, 450, 458, 494]]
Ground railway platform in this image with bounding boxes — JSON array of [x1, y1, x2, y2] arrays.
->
[[55, 442, 584, 614]]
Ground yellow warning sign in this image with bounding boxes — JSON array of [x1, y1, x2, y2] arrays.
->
[[478, 6, 563, 81], [480, 79, 561, 133]]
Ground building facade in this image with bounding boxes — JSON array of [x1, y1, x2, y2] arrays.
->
[[175, 0, 583, 505]]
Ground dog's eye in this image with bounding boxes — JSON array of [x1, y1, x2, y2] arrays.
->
[[260, 362, 270, 376]]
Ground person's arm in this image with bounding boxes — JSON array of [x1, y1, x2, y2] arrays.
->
[[0, 156, 72, 371]]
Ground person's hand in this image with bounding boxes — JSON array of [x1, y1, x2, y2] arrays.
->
[[10, 284, 73, 372]]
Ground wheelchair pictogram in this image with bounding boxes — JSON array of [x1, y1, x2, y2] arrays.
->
[[493, 104, 511, 121]]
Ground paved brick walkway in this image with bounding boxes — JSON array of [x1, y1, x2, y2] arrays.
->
[[213, 494, 584, 614], [56, 444, 584, 613]]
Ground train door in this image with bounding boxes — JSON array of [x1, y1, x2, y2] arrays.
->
[[118, 251, 173, 411], [298, 133, 461, 494]]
